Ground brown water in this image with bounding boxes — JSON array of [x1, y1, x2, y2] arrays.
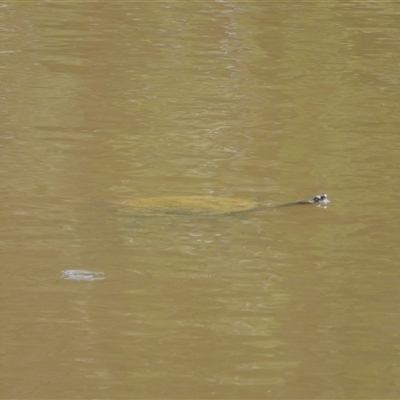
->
[[1, 1, 400, 398]]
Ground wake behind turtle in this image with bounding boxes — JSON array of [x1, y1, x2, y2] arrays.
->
[[112, 194, 329, 217]]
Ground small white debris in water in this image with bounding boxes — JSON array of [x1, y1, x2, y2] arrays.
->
[[61, 270, 105, 281]]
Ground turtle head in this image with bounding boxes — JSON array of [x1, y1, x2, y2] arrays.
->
[[307, 194, 330, 204]]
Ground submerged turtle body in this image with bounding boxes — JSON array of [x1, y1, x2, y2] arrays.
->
[[113, 194, 329, 217]]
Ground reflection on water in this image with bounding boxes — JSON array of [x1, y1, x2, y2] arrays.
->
[[2, 1, 400, 399]]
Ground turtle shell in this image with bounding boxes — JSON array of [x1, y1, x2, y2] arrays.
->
[[114, 196, 262, 216]]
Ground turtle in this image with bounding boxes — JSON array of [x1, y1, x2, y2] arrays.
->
[[112, 194, 329, 217]]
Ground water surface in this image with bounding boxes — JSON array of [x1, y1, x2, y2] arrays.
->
[[1, 1, 400, 398]]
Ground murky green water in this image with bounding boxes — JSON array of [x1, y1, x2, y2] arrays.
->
[[1, 1, 400, 398]]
